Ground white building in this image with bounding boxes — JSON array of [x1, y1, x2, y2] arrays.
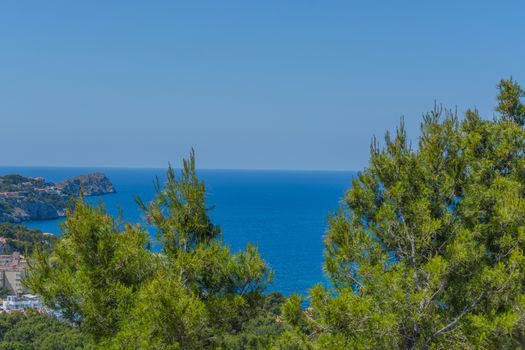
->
[[2, 294, 43, 311]]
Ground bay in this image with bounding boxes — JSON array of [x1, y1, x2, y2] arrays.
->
[[0, 167, 355, 295]]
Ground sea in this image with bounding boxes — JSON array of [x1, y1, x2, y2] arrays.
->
[[0, 167, 355, 296]]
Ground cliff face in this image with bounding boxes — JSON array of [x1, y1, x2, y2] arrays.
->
[[0, 198, 64, 223], [56, 173, 116, 196], [0, 173, 116, 223]]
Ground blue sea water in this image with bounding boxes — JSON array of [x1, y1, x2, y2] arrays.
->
[[0, 167, 355, 295]]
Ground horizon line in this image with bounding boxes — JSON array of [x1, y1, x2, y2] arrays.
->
[[0, 164, 359, 173]]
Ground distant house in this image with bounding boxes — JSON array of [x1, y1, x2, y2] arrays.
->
[[2, 294, 43, 311]]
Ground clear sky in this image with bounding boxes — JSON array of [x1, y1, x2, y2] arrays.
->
[[1, 1, 523, 170]]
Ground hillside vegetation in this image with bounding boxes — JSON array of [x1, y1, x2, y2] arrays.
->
[[0, 223, 57, 255]]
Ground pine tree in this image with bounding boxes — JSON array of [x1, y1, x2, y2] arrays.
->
[[281, 79, 525, 349], [26, 151, 272, 349], [496, 77, 525, 126]]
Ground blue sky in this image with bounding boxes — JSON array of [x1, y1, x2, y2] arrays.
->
[[1, 1, 523, 170]]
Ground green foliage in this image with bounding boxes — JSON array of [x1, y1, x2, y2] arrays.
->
[[281, 294, 305, 328], [137, 149, 221, 255], [25, 201, 157, 340], [0, 287, 9, 299], [280, 78, 525, 349], [0, 310, 94, 350], [218, 292, 287, 350], [26, 150, 273, 349], [0, 223, 58, 254], [497, 77, 525, 126], [108, 150, 272, 349]]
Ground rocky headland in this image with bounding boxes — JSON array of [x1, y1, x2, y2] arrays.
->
[[56, 173, 116, 196], [0, 173, 116, 223]]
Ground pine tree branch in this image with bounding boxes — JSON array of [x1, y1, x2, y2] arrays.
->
[[423, 294, 482, 349]]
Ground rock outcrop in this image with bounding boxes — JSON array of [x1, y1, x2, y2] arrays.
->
[[0, 173, 116, 223], [56, 173, 116, 196]]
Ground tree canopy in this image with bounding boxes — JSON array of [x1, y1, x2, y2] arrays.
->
[[0, 310, 94, 350], [25, 151, 272, 349], [497, 77, 525, 126], [280, 78, 525, 349], [0, 223, 58, 255]]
